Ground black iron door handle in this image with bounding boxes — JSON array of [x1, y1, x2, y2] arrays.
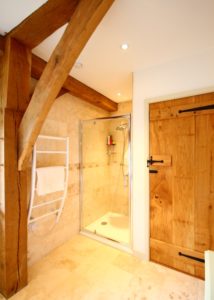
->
[[147, 156, 164, 167]]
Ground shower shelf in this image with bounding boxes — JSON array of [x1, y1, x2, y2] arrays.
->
[[107, 143, 116, 156]]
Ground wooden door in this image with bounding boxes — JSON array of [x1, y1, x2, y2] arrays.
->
[[149, 94, 214, 279]]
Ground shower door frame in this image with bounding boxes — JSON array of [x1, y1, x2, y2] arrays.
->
[[79, 114, 133, 251]]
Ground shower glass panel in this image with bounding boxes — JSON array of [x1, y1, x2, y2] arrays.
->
[[80, 115, 131, 246]]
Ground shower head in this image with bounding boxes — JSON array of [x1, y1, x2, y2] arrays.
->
[[116, 123, 128, 131]]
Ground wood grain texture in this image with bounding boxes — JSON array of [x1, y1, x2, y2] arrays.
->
[[149, 92, 214, 279], [31, 54, 117, 111], [0, 54, 4, 296], [0, 37, 30, 298], [195, 114, 214, 252], [150, 93, 214, 121], [2, 39, 31, 111], [172, 117, 195, 250], [150, 120, 173, 243], [0, 35, 4, 55], [7, 0, 80, 49], [18, 0, 115, 171], [150, 239, 205, 279], [0, 36, 117, 111]]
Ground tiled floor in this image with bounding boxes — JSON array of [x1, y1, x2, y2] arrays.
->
[[85, 212, 130, 244], [0, 235, 204, 300]]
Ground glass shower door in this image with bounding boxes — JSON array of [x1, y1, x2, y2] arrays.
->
[[80, 115, 131, 246]]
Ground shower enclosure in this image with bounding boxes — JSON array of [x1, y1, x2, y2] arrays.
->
[[80, 115, 131, 247]]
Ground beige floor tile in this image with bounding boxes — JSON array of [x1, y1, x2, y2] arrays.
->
[[0, 234, 204, 300]]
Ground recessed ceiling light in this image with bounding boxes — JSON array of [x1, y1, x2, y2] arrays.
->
[[121, 43, 129, 50], [74, 61, 83, 69]]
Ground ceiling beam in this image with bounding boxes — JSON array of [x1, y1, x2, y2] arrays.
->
[[18, 0, 115, 171], [32, 54, 117, 111], [0, 35, 5, 55], [0, 35, 117, 111], [7, 0, 80, 49]]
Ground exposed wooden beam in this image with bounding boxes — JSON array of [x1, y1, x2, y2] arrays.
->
[[18, 0, 115, 171], [0, 35, 5, 55], [0, 34, 117, 111], [7, 0, 80, 49], [0, 37, 30, 298], [31, 54, 118, 111]]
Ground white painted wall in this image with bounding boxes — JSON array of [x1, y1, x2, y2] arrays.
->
[[205, 251, 214, 300], [132, 47, 214, 259]]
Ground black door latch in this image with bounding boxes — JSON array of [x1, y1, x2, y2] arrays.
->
[[147, 156, 164, 167]]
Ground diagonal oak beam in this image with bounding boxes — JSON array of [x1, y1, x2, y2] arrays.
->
[[0, 35, 117, 111], [7, 0, 80, 49], [18, 0, 115, 171], [31, 54, 118, 111]]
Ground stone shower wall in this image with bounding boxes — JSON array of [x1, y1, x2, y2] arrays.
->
[[28, 96, 132, 265], [28, 93, 109, 265]]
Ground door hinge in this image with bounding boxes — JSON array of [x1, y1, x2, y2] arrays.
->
[[178, 104, 214, 114], [178, 252, 205, 263]]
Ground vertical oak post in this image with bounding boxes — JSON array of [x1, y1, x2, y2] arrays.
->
[[0, 37, 30, 298]]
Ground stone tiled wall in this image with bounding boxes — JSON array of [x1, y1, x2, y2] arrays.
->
[[108, 118, 130, 216], [109, 101, 132, 216], [28, 96, 132, 265], [28, 94, 109, 265], [110, 100, 132, 117], [81, 108, 132, 226], [81, 119, 110, 227]]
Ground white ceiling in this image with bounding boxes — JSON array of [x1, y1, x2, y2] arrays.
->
[[1, 0, 214, 102]]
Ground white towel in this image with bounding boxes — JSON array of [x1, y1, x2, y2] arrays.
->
[[36, 166, 65, 196]]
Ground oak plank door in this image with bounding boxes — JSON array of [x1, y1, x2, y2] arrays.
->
[[149, 94, 214, 279]]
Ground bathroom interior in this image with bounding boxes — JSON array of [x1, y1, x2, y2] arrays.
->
[[1, 0, 214, 299]]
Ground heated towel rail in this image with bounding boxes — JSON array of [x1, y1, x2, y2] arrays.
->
[[28, 135, 69, 225]]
